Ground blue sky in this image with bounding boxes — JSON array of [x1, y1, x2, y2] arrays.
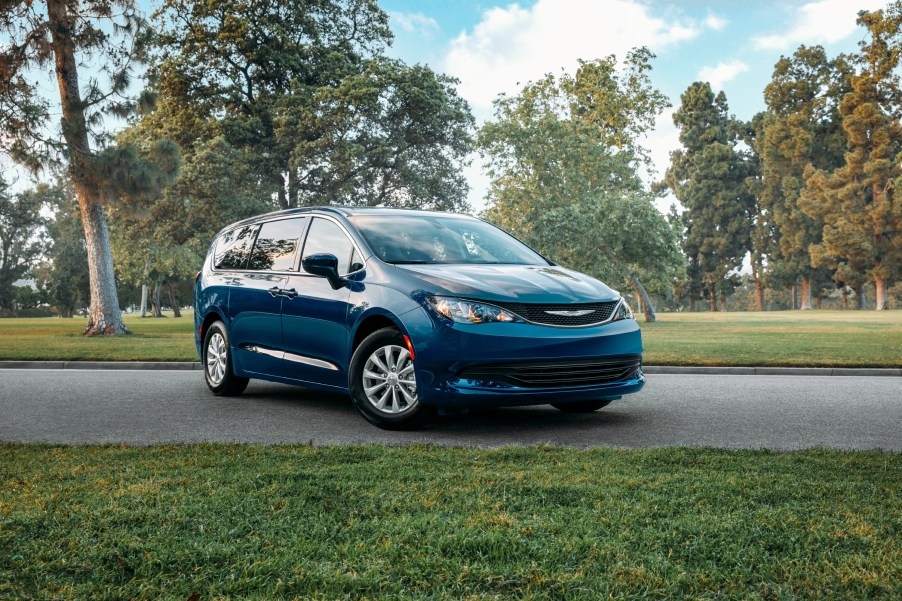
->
[[377, 0, 888, 212]]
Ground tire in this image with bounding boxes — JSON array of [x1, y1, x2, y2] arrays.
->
[[551, 399, 612, 413], [349, 327, 433, 430], [203, 321, 249, 396]]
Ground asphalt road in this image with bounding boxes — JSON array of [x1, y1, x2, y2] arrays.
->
[[0, 369, 898, 450]]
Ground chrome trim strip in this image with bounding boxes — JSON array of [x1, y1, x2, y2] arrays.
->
[[239, 344, 283, 359], [284, 352, 339, 371], [239, 344, 340, 371]]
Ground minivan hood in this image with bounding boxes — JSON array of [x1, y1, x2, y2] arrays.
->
[[397, 264, 619, 304]]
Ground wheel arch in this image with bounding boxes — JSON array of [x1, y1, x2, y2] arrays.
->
[[199, 308, 228, 344], [349, 310, 405, 360]]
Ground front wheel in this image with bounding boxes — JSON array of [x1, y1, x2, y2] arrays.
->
[[551, 400, 612, 413], [349, 328, 433, 430], [203, 321, 249, 396]]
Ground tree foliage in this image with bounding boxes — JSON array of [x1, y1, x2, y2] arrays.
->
[[753, 46, 851, 309], [801, 2, 902, 310], [664, 82, 754, 311], [478, 50, 682, 320], [0, 175, 49, 310], [149, 0, 473, 212]]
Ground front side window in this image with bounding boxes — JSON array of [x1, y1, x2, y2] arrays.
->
[[247, 217, 307, 271], [302, 217, 356, 275], [349, 215, 549, 265], [214, 225, 258, 270]]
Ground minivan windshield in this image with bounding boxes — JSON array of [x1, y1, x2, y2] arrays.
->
[[349, 214, 550, 265]]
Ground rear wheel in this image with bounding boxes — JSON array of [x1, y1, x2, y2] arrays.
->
[[349, 328, 432, 430], [203, 321, 249, 396], [552, 399, 612, 413]]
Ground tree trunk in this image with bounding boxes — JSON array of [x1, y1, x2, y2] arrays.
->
[[689, 297, 696, 312], [800, 277, 813, 310], [853, 284, 865, 310], [841, 286, 849, 310], [140, 285, 148, 317], [790, 284, 797, 310], [875, 276, 888, 310], [721, 295, 727, 312], [151, 283, 163, 317], [816, 294, 823, 310], [709, 288, 717, 312], [47, 0, 127, 336], [599, 247, 656, 322], [139, 260, 150, 317], [750, 264, 764, 311], [166, 282, 182, 318], [628, 275, 656, 323], [78, 200, 126, 335]]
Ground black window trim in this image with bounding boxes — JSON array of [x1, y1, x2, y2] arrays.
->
[[210, 213, 366, 277], [299, 215, 367, 277]]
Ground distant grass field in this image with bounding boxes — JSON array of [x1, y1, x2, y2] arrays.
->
[[640, 311, 902, 367], [0, 311, 197, 361], [1, 445, 899, 600], [0, 310, 899, 366]]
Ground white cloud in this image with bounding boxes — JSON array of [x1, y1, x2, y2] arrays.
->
[[698, 60, 749, 90], [753, 0, 887, 50], [443, 0, 700, 119], [389, 12, 439, 36], [704, 14, 727, 31]]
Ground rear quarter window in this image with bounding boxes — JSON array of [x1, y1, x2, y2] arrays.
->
[[214, 225, 258, 270]]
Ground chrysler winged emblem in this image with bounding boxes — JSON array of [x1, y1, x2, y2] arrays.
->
[[544, 309, 595, 317]]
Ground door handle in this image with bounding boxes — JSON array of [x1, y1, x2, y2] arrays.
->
[[281, 288, 298, 299], [268, 286, 280, 297]]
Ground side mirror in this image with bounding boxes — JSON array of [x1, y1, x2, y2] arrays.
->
[[302, 253, 346, 289]]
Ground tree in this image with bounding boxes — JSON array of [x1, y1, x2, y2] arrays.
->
[[478, 50, 682, 321], [664, 82, 753, 311], [0, 0, 179, 334], [150, 0, 473, 211], [21, 183, 90, 317], [801, 3, 902, 310], [755, 46, 851, 310], [0, 175, 49, 310]]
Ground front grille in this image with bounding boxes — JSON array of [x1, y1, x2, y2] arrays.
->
[[459, 355, 642, 388], [491, 300, 620, 327]]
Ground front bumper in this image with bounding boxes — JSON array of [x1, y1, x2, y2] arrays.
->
[[400, 307, 646, 407]]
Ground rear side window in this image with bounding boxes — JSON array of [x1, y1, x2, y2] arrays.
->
[[214, 225, 258, 270], [302, 218, 356, 275], [247, 217, 308, 271]]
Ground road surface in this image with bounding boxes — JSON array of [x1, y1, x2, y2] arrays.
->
[[0, 369, 898, 450]]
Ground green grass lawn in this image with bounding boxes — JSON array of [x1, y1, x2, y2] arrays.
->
[[0, 310, 900, 366], [1, 445, 899, 599], [0, 311, 197, 361], [640, 310, 902, 367]]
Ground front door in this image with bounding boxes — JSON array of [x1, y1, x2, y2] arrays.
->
[[280, 217, 358, 388]]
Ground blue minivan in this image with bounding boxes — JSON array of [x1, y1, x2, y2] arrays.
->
[[194, 207, 645, 429]]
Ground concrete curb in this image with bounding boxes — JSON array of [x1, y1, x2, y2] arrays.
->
[[641, 366, 902, 377], [0, 361, 899, 376], [0, 361, 202, 371]]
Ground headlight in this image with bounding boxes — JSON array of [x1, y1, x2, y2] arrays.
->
[[611, 298, 634, 322], [427, 296, 524, 324]]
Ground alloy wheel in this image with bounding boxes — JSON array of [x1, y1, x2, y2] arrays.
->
[[206, 331, 227, 386], [362, 344, 418, 414]]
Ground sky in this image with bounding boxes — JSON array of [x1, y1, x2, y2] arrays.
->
[[378, 0, 889, 213]]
